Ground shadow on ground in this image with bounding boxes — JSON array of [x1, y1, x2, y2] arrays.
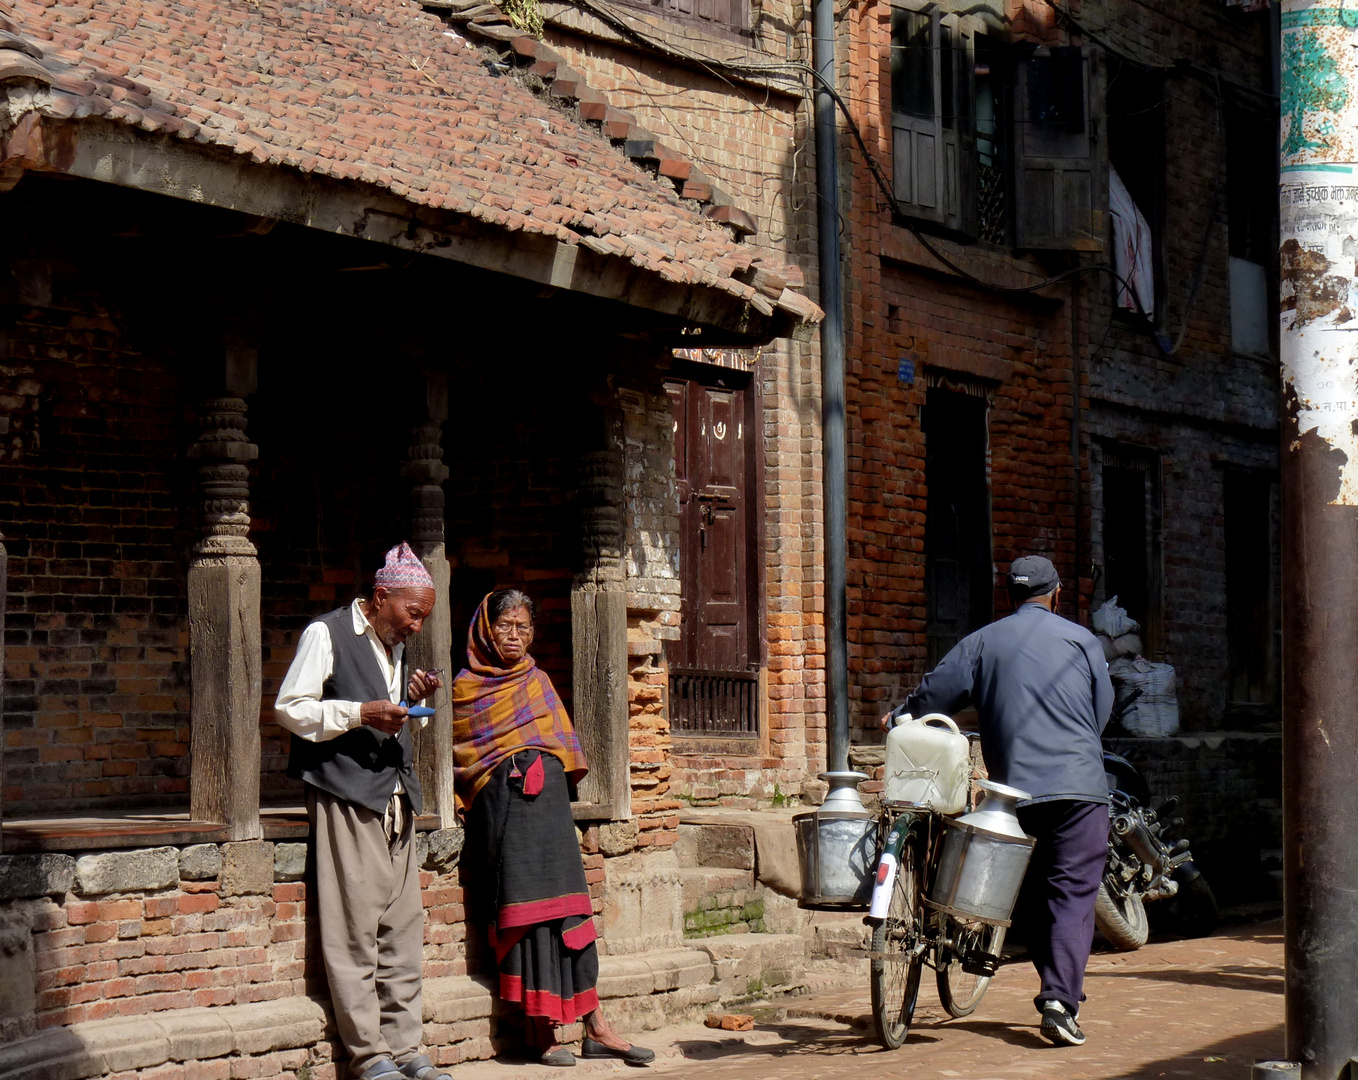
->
[[1089, 964, 1283, 995], [1107, 1023, 1285, 1079]]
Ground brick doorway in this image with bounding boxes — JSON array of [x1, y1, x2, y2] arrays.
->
[[923, 384, 994, 667], [665, 362, 762, 746]]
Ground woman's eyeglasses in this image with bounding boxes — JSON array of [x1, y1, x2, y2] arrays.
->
[[491, 621, 532, 639]]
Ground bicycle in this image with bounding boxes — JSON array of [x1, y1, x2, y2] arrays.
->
[[866, 746, 1011, 1050]]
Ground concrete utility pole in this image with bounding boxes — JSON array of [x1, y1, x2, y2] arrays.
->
[[1279, 3, 1358, 1075], [812, 0, 849, 773]]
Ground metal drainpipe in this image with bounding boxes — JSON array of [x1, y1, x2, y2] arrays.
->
[[812, 0, 849, 773], [1279, 0, 1358, 1073], [1070, 269, 1082, 621]]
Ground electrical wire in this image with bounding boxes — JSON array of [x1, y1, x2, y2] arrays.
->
[[1039, 0, 1278, 103], [557, 0, 1141, 301], [540, 0, 1243, 339], [802, 60, 1145, 303]]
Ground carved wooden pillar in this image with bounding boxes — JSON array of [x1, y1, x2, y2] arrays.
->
[[187, 361, 262, 840], [402, 374, 454, 825], [572, 417, 631, 820]]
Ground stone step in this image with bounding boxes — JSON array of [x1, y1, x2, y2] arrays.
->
[[691, 932, 810, 997], [680, 865, 755, 912], [674, 822, 755, 871]]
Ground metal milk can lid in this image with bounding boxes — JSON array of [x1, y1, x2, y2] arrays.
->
[[956, 778, 1033, 839]]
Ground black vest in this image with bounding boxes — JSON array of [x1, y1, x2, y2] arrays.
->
[[286, 606, 424, 814]]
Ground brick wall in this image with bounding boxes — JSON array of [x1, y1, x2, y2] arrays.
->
[[254, 327, 596, 796], [836, 0, 1278, 739], [846, 265, 1080, 740], [1105, 733, 1283, 901], [1, 832, 471, 1070], [1082, 5, 1278, 730], [251, 322, 410, 801], [0, 300, 194, 815], [442, 354, 595, 701], [617, 378, 680, 833], [545, 13, 829, 804]]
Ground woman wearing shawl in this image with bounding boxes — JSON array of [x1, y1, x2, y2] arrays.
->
[[453, 588, 653, 1068]]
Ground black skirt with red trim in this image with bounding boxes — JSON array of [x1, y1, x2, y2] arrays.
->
[[465, 749, 600, 1024]]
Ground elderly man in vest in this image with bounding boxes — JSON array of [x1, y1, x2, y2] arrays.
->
[[276, 543, 448, 1080]]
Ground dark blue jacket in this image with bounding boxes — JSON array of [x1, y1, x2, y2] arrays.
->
[[904, 602, 1114, 805]]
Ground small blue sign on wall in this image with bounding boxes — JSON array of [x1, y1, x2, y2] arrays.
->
[[897, 357, 915, 384]]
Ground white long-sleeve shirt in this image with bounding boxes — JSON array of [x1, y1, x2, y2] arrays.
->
[[274, 598, 430, 743]]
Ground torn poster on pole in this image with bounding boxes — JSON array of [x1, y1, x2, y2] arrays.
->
[[1280, 2, 1358, 505]]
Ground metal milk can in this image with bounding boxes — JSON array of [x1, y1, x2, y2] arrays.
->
[[928, 779, 1036, 926], [794, 771, 877, 910]]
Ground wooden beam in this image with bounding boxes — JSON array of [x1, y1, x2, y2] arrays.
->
[[3, 113, 788, 340], [570, 588, 630, 820]]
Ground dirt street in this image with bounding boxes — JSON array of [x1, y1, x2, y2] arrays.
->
[[449, 919, 1284, 1080]]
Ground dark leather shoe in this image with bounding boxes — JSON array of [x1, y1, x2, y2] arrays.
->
[[358, 1059, 403, 1080], [398, 1053, 453, 1080], [539, 1046, 577, 1067], [580, 1036, 655, 1064]]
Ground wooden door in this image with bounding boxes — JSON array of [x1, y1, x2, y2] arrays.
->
[[666, 372, 759, 738], [669, 378, 747, 669]]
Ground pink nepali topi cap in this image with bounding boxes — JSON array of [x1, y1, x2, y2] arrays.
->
[[374, 542, 434, 591]]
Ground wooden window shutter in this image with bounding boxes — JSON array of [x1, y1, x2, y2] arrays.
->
[[891, 7, 966, 229], [1012, 46, 1105, 251], [891, 7, 946, 222]]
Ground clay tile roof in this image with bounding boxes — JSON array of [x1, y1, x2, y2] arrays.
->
[[0, 0, 821, 329]]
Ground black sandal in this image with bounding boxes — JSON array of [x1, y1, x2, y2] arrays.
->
[[539, 1046, 577, 1067], [580, 1036, 655, 1065]]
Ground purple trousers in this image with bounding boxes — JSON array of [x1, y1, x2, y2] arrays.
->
[[1014, 799, 1109, 1014]]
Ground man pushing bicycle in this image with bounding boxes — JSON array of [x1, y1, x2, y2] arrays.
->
[[881, 555, 1114, 1047]]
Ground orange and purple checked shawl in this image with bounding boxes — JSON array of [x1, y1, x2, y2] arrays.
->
[[451, 594, 587, 814]]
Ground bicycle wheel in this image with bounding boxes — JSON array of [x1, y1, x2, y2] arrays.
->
[[936, 919, 1003, 1018], [870, 831, 925, 1050]]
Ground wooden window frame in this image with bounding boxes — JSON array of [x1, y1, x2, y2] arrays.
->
[[889, 1, 974, 232], [889, 11, 1102, 251], [1011, 44, 1105, 251]]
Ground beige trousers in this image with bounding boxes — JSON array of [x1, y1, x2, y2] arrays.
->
[[310, 788, 425, 1077]]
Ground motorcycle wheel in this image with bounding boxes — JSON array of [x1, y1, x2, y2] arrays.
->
[[1164, 864, 1219, 938], [936, 921, 1003, 1018], [870, 832, 924, 1050], [1094, 876, 1149, 950]]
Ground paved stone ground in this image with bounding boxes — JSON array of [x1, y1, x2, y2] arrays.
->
[[447, 919, 1284, 1080]]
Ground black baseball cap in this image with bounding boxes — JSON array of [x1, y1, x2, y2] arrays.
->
[[1007, 555, 1060, 598]]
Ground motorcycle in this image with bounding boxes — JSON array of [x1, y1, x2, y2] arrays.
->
[[1097, 691, 1218, 949]]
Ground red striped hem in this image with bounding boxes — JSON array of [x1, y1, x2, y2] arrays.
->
[[497, 893, 593, 930], [498, 975, 600, 1023], [488, 923, 528, 966], [562, 919, 597, 951]]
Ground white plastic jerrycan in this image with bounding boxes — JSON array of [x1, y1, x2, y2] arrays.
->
[[883, 712, 970, 814]]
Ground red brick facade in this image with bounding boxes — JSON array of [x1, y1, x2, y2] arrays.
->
[[541, 5, 830, 805], [835, 0, 1278, 736], [1, 301, 193, 814]]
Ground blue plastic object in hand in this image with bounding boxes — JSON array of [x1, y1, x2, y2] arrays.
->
[[406, 705, 435, 718]]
